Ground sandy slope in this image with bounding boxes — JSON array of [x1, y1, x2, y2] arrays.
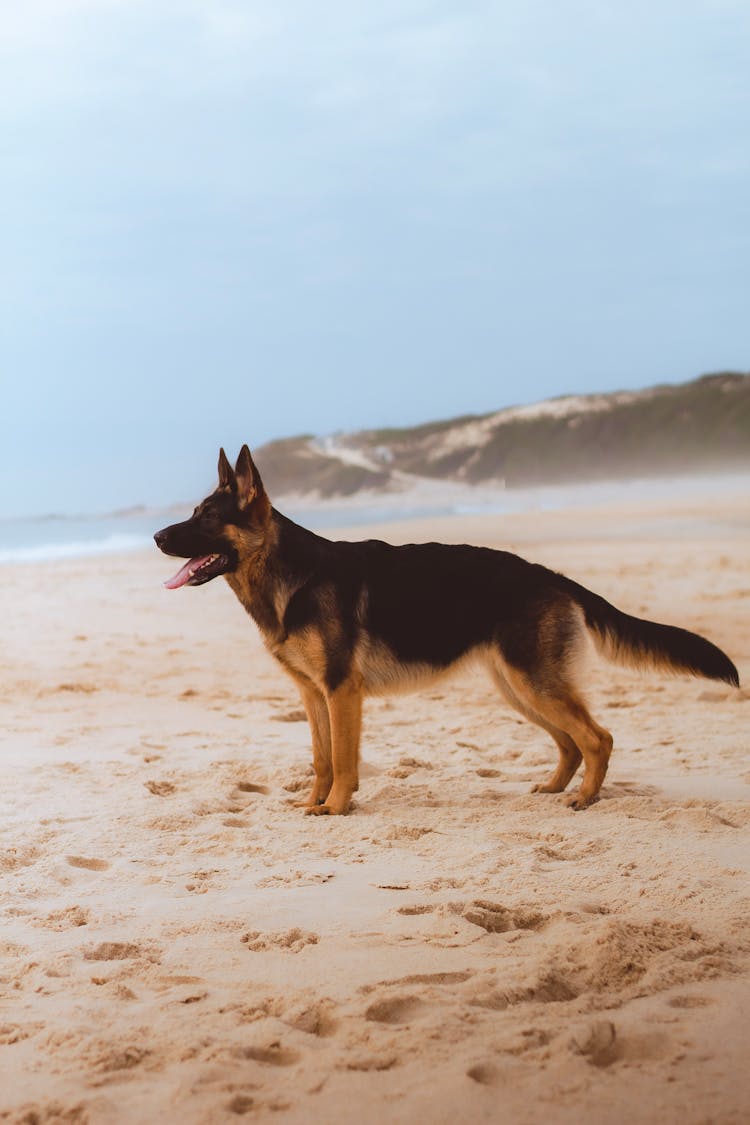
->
[[1, 491, 749, 1124]]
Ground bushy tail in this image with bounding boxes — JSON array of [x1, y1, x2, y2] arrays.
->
[[563, 578, 740, 687]]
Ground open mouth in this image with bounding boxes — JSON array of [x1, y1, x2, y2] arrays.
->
[[163, 553, 230, 589]]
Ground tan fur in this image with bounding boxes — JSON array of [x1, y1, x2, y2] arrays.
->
[[590, 626, 670, 675], [288, 673, 334, 809], [224, 522, 283, 639], [308, 676, 363, 815], [276, 627, 330, 685], [355, 636, 492, 696]]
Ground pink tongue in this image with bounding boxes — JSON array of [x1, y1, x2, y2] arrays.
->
[[163, 555, 212, 590]]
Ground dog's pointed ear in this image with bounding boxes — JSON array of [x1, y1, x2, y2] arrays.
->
[[218, 447, 236, 490], [234, 444, 266, 509]]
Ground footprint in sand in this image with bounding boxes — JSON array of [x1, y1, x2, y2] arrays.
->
[[284, 1001, 337, 1037], [659, 804, 741, 831], [386, 826, 433, 841], [241, 928, 319, 953], [364, 995, 425, 1024], [144, 780, 176, 797], [345, 1054, 398, 1072], [470, 970, 579, 1011], [387, 755, 434, 779], [271, 709, 307, 723], [282, 778, 312, 795], [185, 870, 220, 894], [490, 917, 727, 1014], [225, 784, 269, 817], [83, 940, 161, 963], [66, 856, 109, 871], [226, 1094, 256, 1115], [258, 871, 334, 888], [176, 991, 208, 1005], [534, 839, 610, 862], [91, 1043, 151, 1077], [37, 906, 89, 930], [0, 1023, 44, 1046], [467, 1062, 501, 1086], [391, 971, 473, 986], [462, 900, 548, 934], [233, 1043, 298, 1066], [11, 1101, 87, 1123], [2, 846, 41, 872], [668, 994, 715, 1009], [422, 876, 466, 891]]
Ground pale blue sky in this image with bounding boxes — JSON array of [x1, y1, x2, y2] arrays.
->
[[1, 0, 748, 517]]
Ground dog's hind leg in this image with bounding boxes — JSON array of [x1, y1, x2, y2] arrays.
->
[[293, 676, 334, 808], [307, 677, 363, 816], [532, 736, 583, 795], [489, 659, 583, 793], [500, 659, 613, 809]]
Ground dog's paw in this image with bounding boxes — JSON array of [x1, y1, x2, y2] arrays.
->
[[304, 800, 352, 816], [565, 793, 599, 811]]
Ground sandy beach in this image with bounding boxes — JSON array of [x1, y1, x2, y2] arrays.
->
[[1, 488, 749, 1124]]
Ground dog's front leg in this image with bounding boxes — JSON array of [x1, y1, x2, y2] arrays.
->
[[293, 677, 333, 808], [306, 677, 362, 816]]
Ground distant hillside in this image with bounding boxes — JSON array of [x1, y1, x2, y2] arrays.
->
[[254, 372, 750, 500]]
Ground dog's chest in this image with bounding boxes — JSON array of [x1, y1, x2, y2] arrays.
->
[[267, 630, 327, 684]]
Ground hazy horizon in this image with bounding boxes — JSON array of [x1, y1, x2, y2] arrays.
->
[[3, 466, 750, 567], [4, 371, 748, 519], [2, 1, 749, 520]]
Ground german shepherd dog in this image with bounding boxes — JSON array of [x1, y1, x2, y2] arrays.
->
[[154, 446, 739, 815]]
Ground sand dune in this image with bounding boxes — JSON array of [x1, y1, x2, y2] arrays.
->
[[1, 491, 749, 1123]]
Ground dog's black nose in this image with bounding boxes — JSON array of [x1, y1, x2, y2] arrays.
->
[[154, 530, 166, 549]]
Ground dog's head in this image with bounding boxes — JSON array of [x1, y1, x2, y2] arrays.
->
[[154, 445, 271, 589]]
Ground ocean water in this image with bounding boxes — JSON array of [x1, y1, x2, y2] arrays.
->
[[0, 511, 172, 564], [2, 472, 748, 564]]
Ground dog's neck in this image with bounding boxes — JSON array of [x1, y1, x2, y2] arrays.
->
[[224, 509, 323, 647], [224, 522, 282, 639]]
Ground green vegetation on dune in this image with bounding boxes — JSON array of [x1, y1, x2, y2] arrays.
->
[[444, 378, 739, 486], [469, 373, 750, 487]]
